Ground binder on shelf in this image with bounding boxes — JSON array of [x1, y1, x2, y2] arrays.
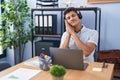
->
[[35, 16, 38, 26], [44, 15, 48, 34], [35, 16, 39, 34], [35, 14, 57, 35], [48, 15, 52, 34]]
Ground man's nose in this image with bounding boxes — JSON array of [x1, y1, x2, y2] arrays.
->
[[70, 17, 74, 21]]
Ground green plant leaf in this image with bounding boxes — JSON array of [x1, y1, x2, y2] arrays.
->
[[49, 65, 66, 77], [0, 0, 33, 61]]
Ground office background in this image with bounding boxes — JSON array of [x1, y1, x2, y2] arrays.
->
[[29, 0, 120, 50], [26, 0, 120, 56], [0, 0, 120, 65]]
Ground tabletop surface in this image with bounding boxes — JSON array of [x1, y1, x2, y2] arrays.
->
[[0, 57, 114, 80]]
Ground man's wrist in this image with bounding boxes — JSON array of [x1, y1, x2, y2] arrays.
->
[[66, 32, 71, 36]]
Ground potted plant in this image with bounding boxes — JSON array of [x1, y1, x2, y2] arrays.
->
[[0, 0, 33, 64], [49, 65, 66, 80]]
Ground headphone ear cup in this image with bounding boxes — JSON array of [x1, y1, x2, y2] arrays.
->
[[78, 12, 82, 19]]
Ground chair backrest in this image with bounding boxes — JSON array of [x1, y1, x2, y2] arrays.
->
[[94, 50, 98, 62]]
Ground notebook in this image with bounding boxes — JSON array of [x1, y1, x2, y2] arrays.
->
[[49, 47, 88, 70]]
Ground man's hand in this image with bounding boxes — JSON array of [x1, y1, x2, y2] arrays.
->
[[65, 20, 75, 35]]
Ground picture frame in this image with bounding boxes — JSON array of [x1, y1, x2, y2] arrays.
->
[[87, 0, 120, 3]]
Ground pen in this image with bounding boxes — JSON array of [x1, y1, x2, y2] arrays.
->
[[102, 62, 105, 68], [105, 63, 108, 68]]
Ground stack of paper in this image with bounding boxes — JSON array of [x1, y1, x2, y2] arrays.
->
[[24, 59, 40, 67], [0, 68, 41, 80]]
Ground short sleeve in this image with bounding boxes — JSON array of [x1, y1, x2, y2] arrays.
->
[[88, 30, 98, 46]]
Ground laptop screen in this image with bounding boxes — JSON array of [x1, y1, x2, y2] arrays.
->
[[49, 47, 88, 70]]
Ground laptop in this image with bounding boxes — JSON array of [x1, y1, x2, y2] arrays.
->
[[49, 47, 88, 70]]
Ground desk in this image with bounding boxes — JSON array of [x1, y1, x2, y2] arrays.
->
[[0, 57, 114, 80]]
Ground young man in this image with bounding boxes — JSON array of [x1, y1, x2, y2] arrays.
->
[[59, 7, 98, 61]]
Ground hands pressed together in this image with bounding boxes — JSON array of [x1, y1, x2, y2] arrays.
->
[[65, 20, 76, 36]]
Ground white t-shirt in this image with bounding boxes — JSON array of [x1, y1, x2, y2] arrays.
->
[[60, 25, 98, 61]]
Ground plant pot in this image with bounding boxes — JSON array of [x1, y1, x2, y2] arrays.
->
[[52, 76, 64, 80]]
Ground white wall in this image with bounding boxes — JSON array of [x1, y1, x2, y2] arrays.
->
[[86, 3, 120, 50]]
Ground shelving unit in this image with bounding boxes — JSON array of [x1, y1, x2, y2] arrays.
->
[[31, 7, 101, 57]]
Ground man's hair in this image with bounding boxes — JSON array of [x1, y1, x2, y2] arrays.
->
[[64, 7, 82, 19]]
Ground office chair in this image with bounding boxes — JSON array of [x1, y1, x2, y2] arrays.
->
[[94, 51, 98, 62]]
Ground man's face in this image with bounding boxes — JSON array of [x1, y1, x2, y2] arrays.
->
[[65, 11, 80, 27]]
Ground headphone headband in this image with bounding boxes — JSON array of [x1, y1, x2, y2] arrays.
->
[[64, 7, 82, 19]]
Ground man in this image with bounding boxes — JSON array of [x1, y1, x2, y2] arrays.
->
[[59, 7, 98, 61]]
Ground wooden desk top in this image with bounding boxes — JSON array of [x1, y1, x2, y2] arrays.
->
[[0, 57, 114, 80]]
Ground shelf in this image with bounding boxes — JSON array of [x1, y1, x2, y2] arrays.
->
[[34, 34, 61, 38], [32, 7, 101, 11]]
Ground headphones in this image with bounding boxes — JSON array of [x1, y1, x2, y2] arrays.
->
[[64, 7, 82, 20], [77, 11, 82, 19]]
